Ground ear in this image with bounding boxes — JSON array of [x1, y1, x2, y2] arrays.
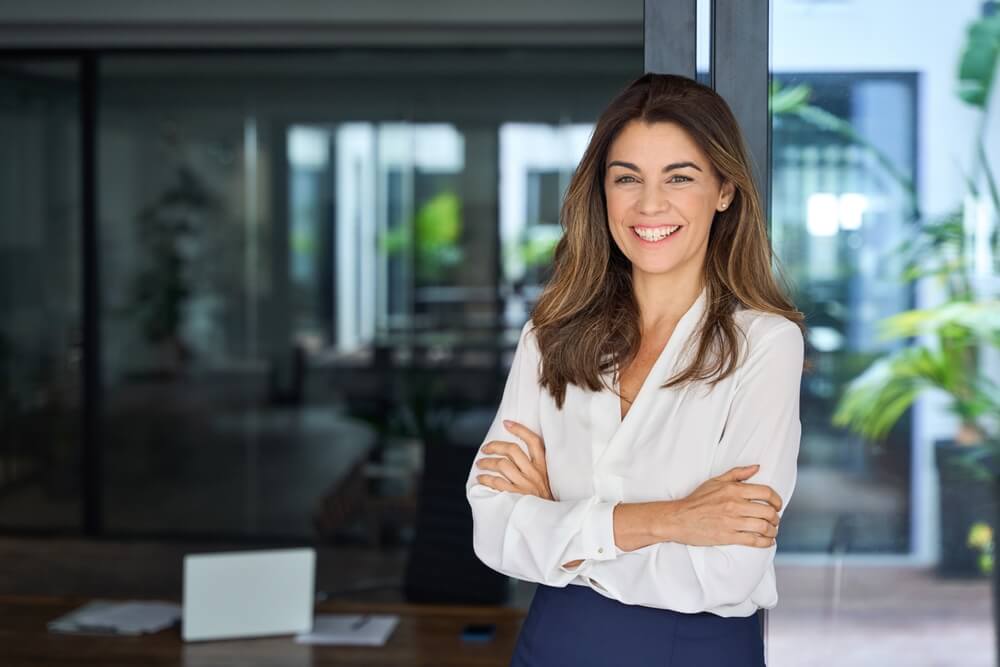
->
[[717, 180, 736, 211]]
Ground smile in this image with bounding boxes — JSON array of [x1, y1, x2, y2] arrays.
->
[[632, 225, 682, 244]]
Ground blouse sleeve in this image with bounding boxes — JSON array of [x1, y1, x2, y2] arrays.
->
[[466, 320, 623, 587], [578, 318, 804, 616]]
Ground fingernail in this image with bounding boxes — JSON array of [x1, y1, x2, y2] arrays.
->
[[503, 419, 512, 427]]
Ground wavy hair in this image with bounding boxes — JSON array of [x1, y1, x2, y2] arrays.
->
[[530, 73, 809, 409]]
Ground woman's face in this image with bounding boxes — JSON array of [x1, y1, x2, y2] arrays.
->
[[604, 120, 734, 281]]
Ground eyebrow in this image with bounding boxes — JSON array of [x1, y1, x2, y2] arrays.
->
[[606, 160, 703, 173]]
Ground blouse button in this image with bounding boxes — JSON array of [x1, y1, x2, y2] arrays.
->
[[597, 547, 604, 554]]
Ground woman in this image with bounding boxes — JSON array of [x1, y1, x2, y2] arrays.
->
[[466, 73, 808, 666]]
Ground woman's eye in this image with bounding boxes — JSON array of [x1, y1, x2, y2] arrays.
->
[[613, 174, 691, 184]]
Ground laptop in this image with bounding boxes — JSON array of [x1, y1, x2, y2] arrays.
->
[[182, 547, 316, 642]]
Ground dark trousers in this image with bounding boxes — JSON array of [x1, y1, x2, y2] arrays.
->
[[510, 582, 766, 666]]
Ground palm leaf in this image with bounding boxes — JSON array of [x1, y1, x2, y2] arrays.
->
[[877, 301, 1000, 344], [832, 346, 945, 441]]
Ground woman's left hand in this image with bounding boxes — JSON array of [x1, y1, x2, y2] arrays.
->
[[476, 420, 554, 500]]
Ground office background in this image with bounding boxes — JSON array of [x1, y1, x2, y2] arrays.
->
[[0, 1, 998, 664]]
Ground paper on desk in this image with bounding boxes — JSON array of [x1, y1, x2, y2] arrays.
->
[[48, 600, 182, 636], [294, 613, 399, 646]]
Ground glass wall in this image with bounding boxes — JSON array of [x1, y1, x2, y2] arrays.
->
[[498, 123, 592, 316], [2, 2, 996, 663], [0, 60, 82, 531], [90, 49, 642, 538], [769, 0, 997, 663], [771, 71, 916, 553]]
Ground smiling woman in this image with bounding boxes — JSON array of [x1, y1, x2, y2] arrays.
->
[[605, 132, 733, 269], [466, 72, 808, 667]]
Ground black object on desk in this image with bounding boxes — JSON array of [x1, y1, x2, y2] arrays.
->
[[461, 623, 496, 642]]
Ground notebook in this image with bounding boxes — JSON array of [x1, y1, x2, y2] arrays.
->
[[295, 613, 399, 646], [182, 547, 315, 642]]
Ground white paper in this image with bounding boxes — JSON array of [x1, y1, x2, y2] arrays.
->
[[48, 600, 181, 636], [294, 613, 399, 646]]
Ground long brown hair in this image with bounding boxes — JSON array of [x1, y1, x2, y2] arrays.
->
[[531, 73, 808, 409]]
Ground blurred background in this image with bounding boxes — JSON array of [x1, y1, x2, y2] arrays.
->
[[0, 0, 998, 664]]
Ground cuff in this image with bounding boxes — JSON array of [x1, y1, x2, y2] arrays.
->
[[559, 498, 621, 572]]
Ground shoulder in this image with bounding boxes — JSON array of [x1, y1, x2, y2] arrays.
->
[[520, 318, 538, 343], [517, 318, 541, 357], [732, 308, 804, 361]]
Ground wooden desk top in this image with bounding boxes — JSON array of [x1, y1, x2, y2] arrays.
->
[[1, 595, 526, 667]]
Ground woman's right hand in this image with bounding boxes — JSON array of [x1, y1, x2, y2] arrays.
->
[[666, 464, 783, 548]]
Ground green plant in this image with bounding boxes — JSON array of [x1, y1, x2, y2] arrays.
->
[[518, 234, 559, 269], [831, 302, 1000, 448], [827, 10, 1000, 456], [129, 165, 220, 348], [379, 191, 463, 284]]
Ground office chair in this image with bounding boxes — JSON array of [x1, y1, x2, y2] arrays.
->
[[402, 410, 510, 605]]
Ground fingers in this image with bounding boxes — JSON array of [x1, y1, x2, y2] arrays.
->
[[736, 516, 778, 538], [735, 531, 777, 548], [476, 423, 548, 499], [503, 420, 546, 464], [482, 439, 533, 472], [477, 445, 534, 488], [737, 483, 783, 513], [476, 452, 534, 487], [719, 465, 783, 513], [476, 473, 519, 493], [737, 498, 781, 528], [717, 464, 759, 481]]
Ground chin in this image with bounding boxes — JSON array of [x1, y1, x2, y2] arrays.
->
[[629, 258, 684, 276]]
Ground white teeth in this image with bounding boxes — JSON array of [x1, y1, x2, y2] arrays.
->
[[633, 225, 680, 241]]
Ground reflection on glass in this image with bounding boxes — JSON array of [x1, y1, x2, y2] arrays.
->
[[499, 123, 591, 324], [288, 122, 471, 349], [771, 0, 997, 662], [83, 49, 644, 543], [772, 74, 916, 553], [98, 61, 387, 539], [100, 78, 272, 535], [0, 60, 82, 531]]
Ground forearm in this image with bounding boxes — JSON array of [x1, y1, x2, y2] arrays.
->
[[561, 499, 679, 569], [612, 500, 681, 551]]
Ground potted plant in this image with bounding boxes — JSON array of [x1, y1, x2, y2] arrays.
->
[[831, 6, 1000, 663], [831, 297, 1000, 572], [127, 165, 221, 375], [830, 4, 1000, 571]]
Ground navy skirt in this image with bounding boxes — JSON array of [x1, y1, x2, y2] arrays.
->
[[511, 583, 766, 666]]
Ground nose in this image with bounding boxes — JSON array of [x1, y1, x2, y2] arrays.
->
[[637, 182, 669, 216]]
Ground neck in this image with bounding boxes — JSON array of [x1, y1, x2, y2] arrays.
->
[[631, 267, 704, 333]]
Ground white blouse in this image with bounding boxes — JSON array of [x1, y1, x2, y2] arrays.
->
[[465, 284, 804, 617]]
